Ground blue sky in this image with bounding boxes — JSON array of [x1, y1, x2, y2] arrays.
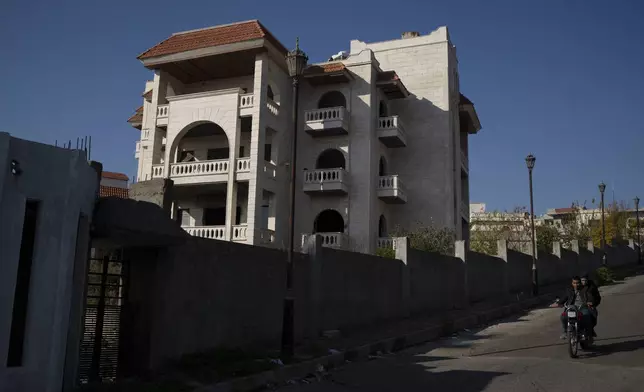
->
[[1, 0, 643, 214]]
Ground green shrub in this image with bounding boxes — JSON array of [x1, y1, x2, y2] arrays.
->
[[594, 266, 616, 286], [375, 247, 396, 259]]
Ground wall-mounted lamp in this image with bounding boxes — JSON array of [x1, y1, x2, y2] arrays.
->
[[11, 160, 22, 176]]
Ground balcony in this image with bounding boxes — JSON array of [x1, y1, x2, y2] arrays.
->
[[156, 105, 169, 126], [377, 116, 407, 147], [257, 229, 276, 245], [304, 107, 349, 137], [267, 99, 279, 117], [303, 168, 349, 194], [135, 141, 141, 159], [183, 225, 248, 242], [377, 237, 395, 249], [302, 232, 349, 250], [152, 164, 164, 178], [239, 93, 254, 116], [377, 175, 407, 204], [461, 150, 468, 171]]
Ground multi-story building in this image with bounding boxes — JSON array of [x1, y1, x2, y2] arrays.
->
[[128, 20, 482, 253]]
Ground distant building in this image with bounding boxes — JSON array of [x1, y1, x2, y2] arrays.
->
[[99, 171, 129, 198]]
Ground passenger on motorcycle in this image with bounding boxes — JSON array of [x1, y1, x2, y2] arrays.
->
[[581, 273, 600, 336], [550, 276, 596, 340]]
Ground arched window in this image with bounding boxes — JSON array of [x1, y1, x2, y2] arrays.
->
[[379, 156, 387, 176], [173, 122, 228, 164], [379, 100, 388, 117], [314, 209, 345, 233], [378, 215, 387, 237], [318, 91, 346, 109], [316, 149, 346, 169], [267, 85, 274, 101]]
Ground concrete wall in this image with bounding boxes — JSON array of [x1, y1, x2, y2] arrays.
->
[[0, 133, 99, 392], [121, 232, 640, 374]]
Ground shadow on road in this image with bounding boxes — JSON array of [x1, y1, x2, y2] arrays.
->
[[582, 336, 644, 358]]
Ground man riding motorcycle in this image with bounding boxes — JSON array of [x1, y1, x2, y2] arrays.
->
[[581, 273, 600, 336], [550, 276, 596, 340]]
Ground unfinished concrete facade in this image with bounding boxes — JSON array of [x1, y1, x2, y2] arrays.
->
[[129, 21, 481, 253], [0, 133, 99, 392]]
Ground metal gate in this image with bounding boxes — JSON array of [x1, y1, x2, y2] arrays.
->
[[78, 251, 128, 384]]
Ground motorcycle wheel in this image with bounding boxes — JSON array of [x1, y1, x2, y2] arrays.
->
[[568, 334, 578, 358]]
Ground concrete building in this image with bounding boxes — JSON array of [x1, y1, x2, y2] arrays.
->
[[0, 133, 99, 391], [128, 20, 481, 253], [99, 171, 129, 198]]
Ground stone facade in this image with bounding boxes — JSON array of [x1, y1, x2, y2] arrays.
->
[[130, 22, 481, 253]]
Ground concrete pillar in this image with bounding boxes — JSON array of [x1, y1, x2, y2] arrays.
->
[[225, 183, 238, 241], [496, 239, 509, 295], [302, 234, 323, 338], [587, 240, 595, 253], [394, 237, 411, 317], [552, 241, 562, 259], [456, 240, 470, 307], [246, 53, 269, 245], [224, 110, 242, 241], [571, 240, 580, 255]]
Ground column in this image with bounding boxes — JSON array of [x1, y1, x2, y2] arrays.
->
[[225, 118, 241, 241]]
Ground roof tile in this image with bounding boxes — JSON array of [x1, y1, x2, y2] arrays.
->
[[138, 20, 287, 60], [102, 171, 129, 181], [99, 185, 129, 199]]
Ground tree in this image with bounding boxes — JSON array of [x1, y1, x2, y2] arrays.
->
[[590, 201, 630, 247], [559, 201, 592, 248], [469, 206, 532, 255], [536, 225, 560, 253], [392, 220, 455, 256]]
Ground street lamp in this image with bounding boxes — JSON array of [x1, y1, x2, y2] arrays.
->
[[599, 182, 606, 263], [635, 196, 641, 265], [282, 38, 307, 358], [525, 154, 538, 296]]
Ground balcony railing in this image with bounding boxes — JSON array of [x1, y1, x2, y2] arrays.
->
[[232, 225, 248, 241], [377, 116, 407, 147], [258, 229, 276, 244], [303, 168, 349, 194], [377, 175, 407, 203], [184, 226, 226, 240], [237, 158, 251, 173], [304, 106, 349, 136], [377, 237, 395, 249], [302, 232, 349, 250], [263, 162, 277, 180], [156, 105, 169, 126], [170, 159, 229, 178], [152, 164, 164, 178], [239, 94, 254, 109], [267, 99, 279, 116]]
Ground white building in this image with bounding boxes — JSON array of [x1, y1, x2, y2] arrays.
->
[[128, 20, 481, 253]]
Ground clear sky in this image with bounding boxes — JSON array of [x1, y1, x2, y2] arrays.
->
[[1, 0, 643, 214]]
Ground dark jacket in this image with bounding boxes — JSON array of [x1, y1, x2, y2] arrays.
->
[[586, 280, 601, 306], [558, 286, 595, 307]]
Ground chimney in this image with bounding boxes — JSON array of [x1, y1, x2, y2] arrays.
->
[[401, 31, 420, 39]]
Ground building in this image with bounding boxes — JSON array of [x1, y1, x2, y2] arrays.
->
[[0, 132, 99, 392], [128, 20, 481, 253], [99, 171, 129, 198]]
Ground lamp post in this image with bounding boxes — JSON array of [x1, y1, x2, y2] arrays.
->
[[599, 182, 606, 264], [282, 38, 307, 358], [635, 196, 641, 265], [525, 154, 538, 296]]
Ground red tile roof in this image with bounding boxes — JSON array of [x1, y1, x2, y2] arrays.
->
[[127, 106, 143, 123], [554, 208, 576, 214], [137, 20, 287, 60], [99, 185, 129, 199], [102, 171, 129, 181], [142, 89, 153, 100]]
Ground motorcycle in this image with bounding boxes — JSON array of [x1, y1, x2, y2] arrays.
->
[[563, 304, 593, 358]]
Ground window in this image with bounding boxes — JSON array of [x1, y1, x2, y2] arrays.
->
[[264, 144, 272, 162], [239, 146, 245, 158], [207, 148, 229, 160], [7, 200, 39, 367]]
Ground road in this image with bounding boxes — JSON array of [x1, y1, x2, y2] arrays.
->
[[281, 272, 644, 392]]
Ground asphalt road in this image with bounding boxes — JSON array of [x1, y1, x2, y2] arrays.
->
[[281, 272, 644, 392]]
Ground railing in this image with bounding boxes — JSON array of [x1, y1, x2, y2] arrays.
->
[[377, 116, 405, 136], [184, 226, 226, 240], [258, 229, 275, 244], [377, 237, 395, 249], [263, 162, 277, 180], [304, 106, 347, 122], [135, 141, 140, 153], [303, 168, 348, 185], [237, 158, 251, 173], [317, 233, 348, 249], [267, 99, 279, 116], [157, 105, 169, 118], [461, 150, 468, 170], [232, 225, 248, 241], [170, 159, 229, 177], [152, 165, 164, 178], [141, 129, 151, 140], [378, 175, 404, 192], [239, 94, 254, 109]]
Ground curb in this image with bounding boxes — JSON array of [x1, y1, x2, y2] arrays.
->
[[195, 292, 559, 392]]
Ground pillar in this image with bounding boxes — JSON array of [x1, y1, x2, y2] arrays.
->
[[302, 234, 323, 338], [394, 237, 411, 317], [496, 239, 509, 295]]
